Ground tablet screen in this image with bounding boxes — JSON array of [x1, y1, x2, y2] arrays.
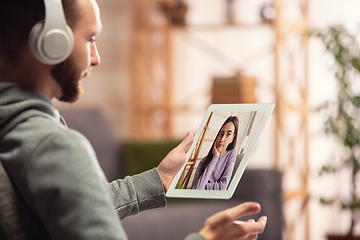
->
[[166, 103, 274, 199]]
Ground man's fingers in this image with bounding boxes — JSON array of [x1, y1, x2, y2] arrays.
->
[[233, 216, 267, 235], [206, 202, 261, 228], [244, 233, 258, 240], [217, 217, 267, 240], [258, 216, 267, 225], [226, 202, 261, 221]]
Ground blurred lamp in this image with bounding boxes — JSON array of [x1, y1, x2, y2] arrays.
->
[[260, 3, 277, 24]]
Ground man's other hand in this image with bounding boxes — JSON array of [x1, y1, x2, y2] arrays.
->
[[199, 202, 267, 240]]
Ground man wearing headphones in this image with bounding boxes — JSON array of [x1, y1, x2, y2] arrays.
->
[[0, 0, 267, 240]]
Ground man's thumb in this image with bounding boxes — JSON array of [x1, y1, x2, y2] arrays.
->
[[178, 132, 193, 152]]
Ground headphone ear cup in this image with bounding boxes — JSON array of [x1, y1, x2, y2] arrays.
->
[[29, 21, 74, 65], [42, 25, 73, 62], [29, 21, 44, 63]]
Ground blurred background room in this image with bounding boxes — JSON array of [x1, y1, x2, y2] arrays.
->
[[54, 0, 360, 239]]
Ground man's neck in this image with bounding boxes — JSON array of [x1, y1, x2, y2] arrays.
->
[[0, 52, 61, 100]]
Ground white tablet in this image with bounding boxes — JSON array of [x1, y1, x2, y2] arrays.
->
[[166, 103, 274, 199]]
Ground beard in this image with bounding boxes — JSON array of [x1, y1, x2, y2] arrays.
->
[[51, 56, 87, 103]]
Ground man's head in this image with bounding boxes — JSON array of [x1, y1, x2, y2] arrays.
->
[[0, 0, 102, 102], [50, 0, 102, 102], [0, 0, 79, 66]]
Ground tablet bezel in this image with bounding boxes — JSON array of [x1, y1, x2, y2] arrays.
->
[[166, 103, 274, 199]]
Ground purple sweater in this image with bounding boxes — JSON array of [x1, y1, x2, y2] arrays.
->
[[191, 148, 237, 190]]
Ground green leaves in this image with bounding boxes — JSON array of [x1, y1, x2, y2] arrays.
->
[[316, 25, 360, 151], [319, 165, 338, 176], [315, 25, 360, 235], [316, 26, 359, 68], [320, 198, 334, 205], [351, 58, 360, 72]]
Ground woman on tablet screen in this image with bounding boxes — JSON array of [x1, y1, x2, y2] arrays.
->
[[191, 116, 238, 190]]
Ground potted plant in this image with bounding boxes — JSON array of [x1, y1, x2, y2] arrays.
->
[[314, 25, 360, 239]]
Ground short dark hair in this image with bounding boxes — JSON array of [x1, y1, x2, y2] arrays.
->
[[0, 0, 80, 65]]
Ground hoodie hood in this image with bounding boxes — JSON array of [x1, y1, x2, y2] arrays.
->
[[0, 83, 60, 140]]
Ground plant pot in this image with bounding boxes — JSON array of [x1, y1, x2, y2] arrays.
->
[[327, 235, 360, 240]]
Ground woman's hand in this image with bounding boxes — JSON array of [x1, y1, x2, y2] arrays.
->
[[212, 144, 220, 157]]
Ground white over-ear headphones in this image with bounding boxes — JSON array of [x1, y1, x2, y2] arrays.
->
[[29, 0, 74, 65]]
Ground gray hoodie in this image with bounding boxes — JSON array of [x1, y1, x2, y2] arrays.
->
[[0, 83, 167, 239]]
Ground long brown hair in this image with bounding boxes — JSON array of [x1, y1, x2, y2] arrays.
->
[[198, 116, 239, 177]]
